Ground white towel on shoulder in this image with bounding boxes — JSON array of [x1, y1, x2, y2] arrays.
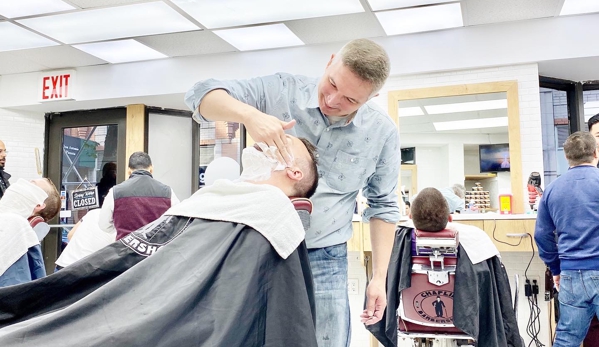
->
[[165, 179, 304, 259], [0, 212, 40, 276]]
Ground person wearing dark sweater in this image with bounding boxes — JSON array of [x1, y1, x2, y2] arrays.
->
[[535, 131, 599, 347]]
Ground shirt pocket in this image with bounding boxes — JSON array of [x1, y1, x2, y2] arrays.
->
[[326, 150, 373, 193]]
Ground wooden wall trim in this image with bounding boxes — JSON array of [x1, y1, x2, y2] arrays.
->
[[125, 104, 146, 180]]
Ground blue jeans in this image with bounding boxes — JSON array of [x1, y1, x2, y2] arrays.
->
[[553, 270, 599, 347], [308, 243, 351, 347]]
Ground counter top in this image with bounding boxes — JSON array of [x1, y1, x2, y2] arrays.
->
[[452, 213, 536, 220]]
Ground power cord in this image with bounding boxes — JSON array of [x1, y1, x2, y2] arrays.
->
[[524, 234, 545, 347], [491, 219, 525, 247]]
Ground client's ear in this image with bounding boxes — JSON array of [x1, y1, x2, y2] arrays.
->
[[286, 167, 304, 182], [33, 202, 46, 214], [448, 214, 453, 223]]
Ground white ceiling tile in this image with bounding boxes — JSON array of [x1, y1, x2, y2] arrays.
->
[[0, 51, 48, 75], [366, 0, 455, 11], [0, 0, 75, 18], [560, 0, 599, 16], [65, 0, 149, 9], [17, 2, 199, 44], [73, 39, 167, 63], [171, 0, 364, 29], [137, 31, 237, 57], [375, 3, 463, 35], [213, 24, 304, 51], [8, 45, 108, 68], [0, 22, 59, 52], [461, 0, 563, 26], [286, 13, 385, 45]]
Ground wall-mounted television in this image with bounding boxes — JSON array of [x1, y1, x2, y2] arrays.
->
[[479, 143, 510, 173], [401, 147, 416, 164]]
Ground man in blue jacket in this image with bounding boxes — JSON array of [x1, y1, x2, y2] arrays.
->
[[535, 131, 599, 347]]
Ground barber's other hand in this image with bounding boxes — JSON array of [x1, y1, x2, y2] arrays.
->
[[553, 275, 560, 292], [245, 112, 296, 166], [360, 277, 386, 325]]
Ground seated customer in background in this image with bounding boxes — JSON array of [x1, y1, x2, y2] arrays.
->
[[0, 135, 320, 347], [439, 183, 466, 213], [367, 187, 522, 347], [0, 178, 60, 287], [55, 208, 115, 270]]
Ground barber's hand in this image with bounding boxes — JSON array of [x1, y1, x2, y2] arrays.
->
[[245, 112, 296, 166], [553, 275, 560, 292], [360, 277, 386, 325]]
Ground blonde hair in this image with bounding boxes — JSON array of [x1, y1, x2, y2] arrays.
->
[[335, 39, 390, 95]]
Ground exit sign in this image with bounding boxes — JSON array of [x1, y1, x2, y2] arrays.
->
[[39, 70, 76, 102]]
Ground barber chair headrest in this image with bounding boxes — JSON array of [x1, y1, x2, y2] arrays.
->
[[413, 228, 459, 256], [290, 198, 312, 231], [28, 215, 50, 242]]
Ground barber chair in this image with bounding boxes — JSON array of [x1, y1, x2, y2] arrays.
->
[[398, 229, 473, 347], [290, 198, 312, 231]]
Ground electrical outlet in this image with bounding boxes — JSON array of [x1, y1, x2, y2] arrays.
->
[[348, 278, 359, 295], [527, 275, 540, 284]]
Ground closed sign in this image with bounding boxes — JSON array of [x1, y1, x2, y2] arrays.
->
[[70, 187, 99, 211]]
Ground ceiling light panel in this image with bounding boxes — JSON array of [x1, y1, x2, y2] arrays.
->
[[73, 39, 167, 64], [375, 3, 463, 36], [0, 0, 75, 19], [17, 2, 199, 44], [213, 24, 304, 51], [560, 0, 599, 16], [425, 99, 507, 115], [0, 22, 59, 52], [398, 106, 424, 117], [434, 117, 508, 131], [367, 0, 455, 11], [171, 0, 364, 29]]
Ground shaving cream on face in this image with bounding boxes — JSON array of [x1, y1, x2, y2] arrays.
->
[[238, 143, 292, 182]]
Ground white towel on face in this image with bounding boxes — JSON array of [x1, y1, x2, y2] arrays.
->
[[165, 179, 304, 259], [0, 178, 48, 218]]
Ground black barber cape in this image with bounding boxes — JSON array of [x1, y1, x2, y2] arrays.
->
[[0, 216, 318, 347], [367, 226, 523, 347]]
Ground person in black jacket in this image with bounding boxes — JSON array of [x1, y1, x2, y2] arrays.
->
[[0, 140, 10, 200]]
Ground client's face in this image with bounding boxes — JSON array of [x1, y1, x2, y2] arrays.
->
[[239, 135, 310, 182]]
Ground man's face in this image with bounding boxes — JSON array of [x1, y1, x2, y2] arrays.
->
[[591, 123, 599, 147], [0, 141, 6, 169], [317, 57, 373, 118], [30, 178, 52, 193]]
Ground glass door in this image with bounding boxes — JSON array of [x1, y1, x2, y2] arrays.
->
[[44, 108, 126, 273]]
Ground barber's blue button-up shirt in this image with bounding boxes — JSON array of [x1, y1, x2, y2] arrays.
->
[[185, 73, 401, 249]]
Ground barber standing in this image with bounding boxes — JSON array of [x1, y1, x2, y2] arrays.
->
[[0, 140, 10, 200], [185, 39, 401, 347]]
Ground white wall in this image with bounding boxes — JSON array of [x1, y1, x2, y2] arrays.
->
[[0, 109, 45, 182]]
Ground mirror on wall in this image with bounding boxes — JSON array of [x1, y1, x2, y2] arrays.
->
[[389, 81, 524, 213]]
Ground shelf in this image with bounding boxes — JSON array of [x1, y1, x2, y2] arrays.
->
[[465, 174, 497, 180]]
